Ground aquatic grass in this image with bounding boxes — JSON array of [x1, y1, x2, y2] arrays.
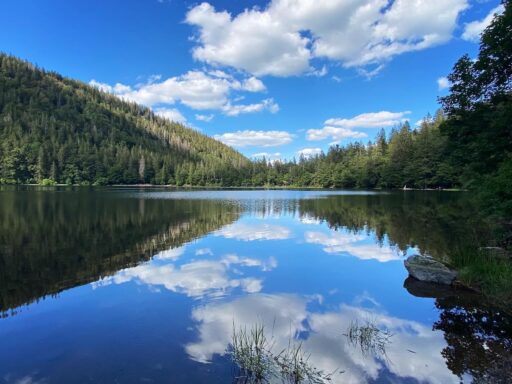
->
[[230, 322, 337, 384], [274, 340, 337, 384], [345, 319, 393, 359], [231, 322, 276, 383]]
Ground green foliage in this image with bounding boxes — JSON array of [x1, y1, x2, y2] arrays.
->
[[439, 0, 512, 227], [243, 117, 457, 189], [0, 53, 249, 186], [39, 178, 57, 186], [449, 246, 512, 306]]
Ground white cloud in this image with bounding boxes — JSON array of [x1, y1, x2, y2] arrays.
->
[[221, 254, 278, 271], [186, 2, 311, 77], [251, 152, 282, 160], [324, 111, 411, 129], [89, 79, 114, 93], [195, 248, 213, 256], [305, 230, 402, 262], [215, 222, 291, 241], [297, 147, 323, 158], [153, 246, 186, 260], [222, 98, 279, 116], [214, 130, 293, 148], [306, 111, 410, 142], [242, 76, 267, 92], [195, 114, 214, 122], [306, 126, 367, 142], [437, 77, 450, 90], [462, 5, 504, 42], [186, 0, 469, 77], [154, 107, 187, 124], [356, 64, 387, 79], [89, 70, 273, 117], [307, 65, 328, 77]]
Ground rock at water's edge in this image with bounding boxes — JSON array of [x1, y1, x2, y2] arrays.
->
[[404, 255, 457, 285]]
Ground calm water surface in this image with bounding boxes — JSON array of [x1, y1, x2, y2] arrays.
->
[[0, 188, 510, 383]]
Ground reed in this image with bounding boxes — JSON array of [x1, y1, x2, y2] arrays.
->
[[230, 322, 337, 384], [345, 319, 393, 359]]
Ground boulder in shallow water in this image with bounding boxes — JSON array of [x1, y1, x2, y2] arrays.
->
[[404, 255, 457, 285]]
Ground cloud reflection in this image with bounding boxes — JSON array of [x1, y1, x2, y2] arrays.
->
[[185, 293, 457, 383], [305, 231, 402, 262], [93, 250, 276, 298], [215, 223, 291, 241], [153, 246, 186, 260]]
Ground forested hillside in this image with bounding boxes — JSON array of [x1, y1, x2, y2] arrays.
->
[[0, 54, 249, 186]]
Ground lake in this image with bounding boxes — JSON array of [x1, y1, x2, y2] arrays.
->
[[0, 188, 510, 383]]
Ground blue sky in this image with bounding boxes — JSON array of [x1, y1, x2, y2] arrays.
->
[[0, 0, 503, 160]]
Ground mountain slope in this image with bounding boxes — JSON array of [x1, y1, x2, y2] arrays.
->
[[0, 53, 249, 185]]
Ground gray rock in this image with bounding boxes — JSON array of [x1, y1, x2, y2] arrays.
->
[[404, 255, 457, 285]]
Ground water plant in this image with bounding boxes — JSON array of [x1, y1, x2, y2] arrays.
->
[[345, 319, 393, 359], [230, 322, 337, 384]]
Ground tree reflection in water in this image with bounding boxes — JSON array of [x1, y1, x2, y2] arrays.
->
[[405, 277, 512, 383]]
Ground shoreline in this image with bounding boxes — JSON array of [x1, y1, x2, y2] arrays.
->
[[2, 184, 466, 192]]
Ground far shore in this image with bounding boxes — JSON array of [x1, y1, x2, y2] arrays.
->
[[3, 184, 466, 192]]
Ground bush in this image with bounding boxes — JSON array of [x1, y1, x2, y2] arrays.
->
[[40, 178, 57, 186], [93, 177, 109, 186], [0, 178, 17, 185]]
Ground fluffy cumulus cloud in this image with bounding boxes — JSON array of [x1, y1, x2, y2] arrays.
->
[[297, 147, 323, 158], [462, 5, 504, 42], [214, 130, 293, 147], [307, 111, 410, 141], [186, 0, 469, 77], [437, 76, 450, 91], [89, 70, 276, 117]]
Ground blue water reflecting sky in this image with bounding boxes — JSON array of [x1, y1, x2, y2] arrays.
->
[[0, 190, 468, 383]]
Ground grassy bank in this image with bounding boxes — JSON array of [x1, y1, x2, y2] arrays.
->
[[450, 246, 512, 308]]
